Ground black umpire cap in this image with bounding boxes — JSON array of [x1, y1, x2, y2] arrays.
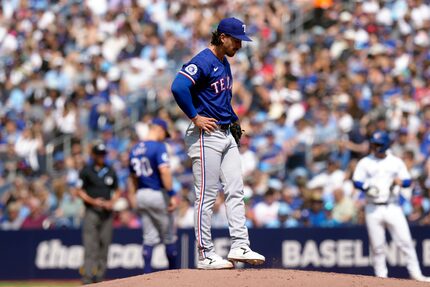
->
[[92, 142, 107, 155]]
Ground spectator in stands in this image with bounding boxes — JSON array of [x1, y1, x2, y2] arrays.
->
[[1, 0, 430, 230], [0, 202, 24, 230], [14, 125, 44, 174], [312, 105, 339, 172], [176, 196, 194, 229], [52, 179, 84, 228], [253, 188, 280, 228], [408, 196, 427, 225], [273, 202, 300, 228], [113, 209, 140, 229], [239, 135, 258, 181], [281, 186, 303, 216], [331, 188, 356, 225], [307, 158, 345, 204], [55, 100, 78, 138], [391, 128, 421, 160], [0, 140, 19, 181], [257, 131, 285, 177], [304, 191, 329, 227], [21, 197, 49, 229]]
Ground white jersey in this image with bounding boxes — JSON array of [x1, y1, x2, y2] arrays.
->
[[353, 153, 410, 204]]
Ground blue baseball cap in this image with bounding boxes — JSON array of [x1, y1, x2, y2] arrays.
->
[[217, 17, 252, 42], [152, 118, 170, 138]]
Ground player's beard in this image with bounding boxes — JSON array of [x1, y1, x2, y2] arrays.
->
[[225, 48, 238, 57]]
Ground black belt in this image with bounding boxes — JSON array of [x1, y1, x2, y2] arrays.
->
[[218, 124, 231, 131], [372, 202, 390, 205]]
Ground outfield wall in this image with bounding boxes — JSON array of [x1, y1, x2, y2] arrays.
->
[[1, 227, 430, 279]]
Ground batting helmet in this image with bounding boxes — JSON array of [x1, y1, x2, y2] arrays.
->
[[370, 130, 390, 153]]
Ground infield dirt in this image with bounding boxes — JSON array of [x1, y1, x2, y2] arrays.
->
[[86, 269, 430, 287]]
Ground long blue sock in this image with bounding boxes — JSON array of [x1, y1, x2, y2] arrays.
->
[[165, 243, 178, 270], [143, 245, 153, 273]]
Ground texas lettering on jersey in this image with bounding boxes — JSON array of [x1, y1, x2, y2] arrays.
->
[[211, 76, 232, 94], [179, 48, 238, 124]]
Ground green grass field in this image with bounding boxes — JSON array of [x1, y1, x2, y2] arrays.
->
[[0, 281, 80, 287]]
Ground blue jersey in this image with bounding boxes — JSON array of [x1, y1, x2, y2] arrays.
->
[[129, 141, 170, 190], [178, 48, 238, 124]]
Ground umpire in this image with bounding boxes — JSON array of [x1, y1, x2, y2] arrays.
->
[[77, 142, 121, 284]]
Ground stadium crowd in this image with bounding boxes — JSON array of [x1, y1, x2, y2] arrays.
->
[[1, 0, 430, 230]]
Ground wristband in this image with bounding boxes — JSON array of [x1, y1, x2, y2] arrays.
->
[[167, 190, 176, 197]]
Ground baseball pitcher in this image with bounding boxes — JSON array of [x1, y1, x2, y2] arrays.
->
[[353, 130, 430, 282], [171, 17, 265, 269]]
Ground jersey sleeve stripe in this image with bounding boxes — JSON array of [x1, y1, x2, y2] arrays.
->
[[179, 71, 196, 85]]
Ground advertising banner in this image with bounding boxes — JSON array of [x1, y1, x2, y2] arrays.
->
[[1, 227, 429, 279]]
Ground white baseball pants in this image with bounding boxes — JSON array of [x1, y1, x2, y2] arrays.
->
[[365, 203, 422, 278], [185, 123, 250, 260]]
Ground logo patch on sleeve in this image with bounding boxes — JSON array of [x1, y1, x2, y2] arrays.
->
[[185, 64, 198, 75], [161, 152, 169, 162]]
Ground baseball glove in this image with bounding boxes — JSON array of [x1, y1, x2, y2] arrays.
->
[[366, 186, 379, 198], [230, 122, 244, 147]]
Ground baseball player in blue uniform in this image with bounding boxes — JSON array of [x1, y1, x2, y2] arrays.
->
[[171, 17, 265, 269], [353, 130, 430, 282], [128, 118, 178, 273]]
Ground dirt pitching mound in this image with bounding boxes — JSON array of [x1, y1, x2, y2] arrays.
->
[[87, 269, 430, 287]]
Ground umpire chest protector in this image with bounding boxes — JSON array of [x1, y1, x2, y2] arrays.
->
[[80, 164, 117, 202]]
